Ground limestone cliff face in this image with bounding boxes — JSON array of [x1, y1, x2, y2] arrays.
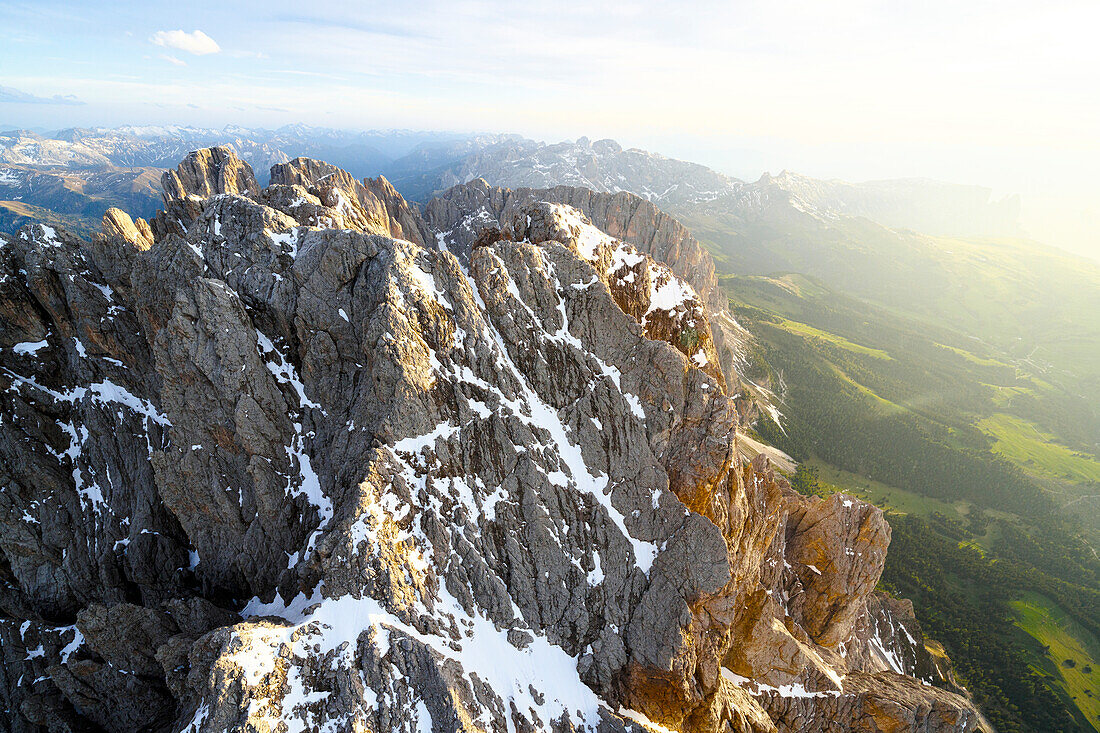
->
[[100, 207, 154, 250], [269, 157, 434, 246], [161, 145, 261, 202], [422, 178, 772, 425], [0, 149, 982, 733]]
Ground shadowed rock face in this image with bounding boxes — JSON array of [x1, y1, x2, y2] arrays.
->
[[0, 148, 983, 733]]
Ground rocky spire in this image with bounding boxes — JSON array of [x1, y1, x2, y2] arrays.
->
[[423, 178, 774, 423], [160, 144, 260, 201], [100, 206, 154, 250], [269, 157, 433, 245]]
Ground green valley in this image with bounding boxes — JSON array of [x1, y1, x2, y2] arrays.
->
[[715, 233, 1100, 731], [1010, 592, 1100, 728]]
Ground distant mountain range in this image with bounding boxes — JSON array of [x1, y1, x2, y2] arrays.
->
[[0, 125, 1021, 243], [0, 124, 1055, 382], [0, 124, 508, 180], [397, 136, 1021, 239]]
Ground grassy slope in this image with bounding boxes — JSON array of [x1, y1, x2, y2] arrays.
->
[[0, 165, 162, 239], [978, 413, 1100, 484], [683, 207, 1100, 435], [1010, 592, 1100, 730], [806, 459, 1009, 550], [815, 456, 1098, 730], [727, 270, 1100, 535], [775, 317, 892, 360], [0, 200, 98, 239]]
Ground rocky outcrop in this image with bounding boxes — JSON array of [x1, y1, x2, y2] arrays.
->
[[269, 157, 433, 245], [750, 671, 979, 732], [161, 145, 260, 202], [100, 206, 154, 250], [151, 146, 261, 242], [0, 149, 984, 733], [496, 201, 725, 386], [422, 178, 771, 422], [423, 178, 724, 313]]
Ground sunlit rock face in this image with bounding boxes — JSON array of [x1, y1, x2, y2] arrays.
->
[[0, 148, 981, 732], [422, 177, 776, 427]]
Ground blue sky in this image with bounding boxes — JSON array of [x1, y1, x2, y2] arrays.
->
[[2, 0, 1099, 258]]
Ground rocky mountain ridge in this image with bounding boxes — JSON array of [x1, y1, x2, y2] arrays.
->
[[0, 126, 511, 186], [0, 127, 512, 245], [2, 127, 1021, 242], [0, 147, 984, 732], [408, 137, 735, 208], [400, 136, 1022, 240], [418, 177, 771, 424]]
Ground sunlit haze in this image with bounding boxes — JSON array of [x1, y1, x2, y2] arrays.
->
[[2, 3, 1100, 730], [2, 0, 1098, 259]]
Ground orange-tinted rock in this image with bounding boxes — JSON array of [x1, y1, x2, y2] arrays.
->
[[101, 207, 153, 250]]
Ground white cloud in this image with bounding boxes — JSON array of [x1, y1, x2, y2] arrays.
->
[[0, 84, 84, 105], [150, 29, 221, 56], [160, 54, 187, 67]]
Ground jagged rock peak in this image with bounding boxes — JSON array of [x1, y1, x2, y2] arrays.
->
[[422, 178, 772, 422], [161, 145, 260, 202], [100, 206, 153, 250], [269, 155, 361, 191], [425, 178, 724, 314], [498, 200, 726, 387], [0, 151, 985, 733], [269, 156, 432, 245]]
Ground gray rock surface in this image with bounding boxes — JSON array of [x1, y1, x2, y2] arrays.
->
[[422, 178, 768, 421], [0, 149, 985, 732], [269, 157, 433, 245]]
